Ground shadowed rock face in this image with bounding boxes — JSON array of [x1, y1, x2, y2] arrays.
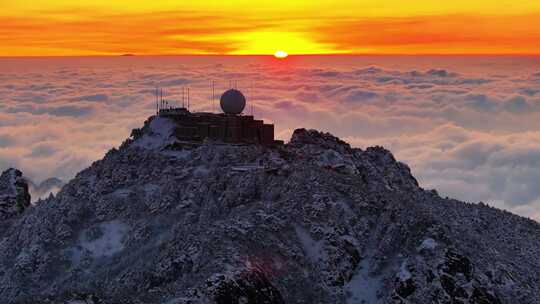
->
[[0, 118, 539, 303], [209, 270, 285, 304], [0, 168, 31, 219]]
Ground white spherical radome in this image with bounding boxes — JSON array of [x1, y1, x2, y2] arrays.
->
[[220, 89, 246, 115]]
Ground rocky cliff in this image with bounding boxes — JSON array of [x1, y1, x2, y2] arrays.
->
[[0, 168, 31, 220], [0, 116, 538, 304]]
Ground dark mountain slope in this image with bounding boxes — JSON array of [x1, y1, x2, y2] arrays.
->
[[0, 116, 538, 304]]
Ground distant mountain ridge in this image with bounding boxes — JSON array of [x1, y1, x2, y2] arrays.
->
[[26, 177, 65, 202], [0, 115, 538, 303]]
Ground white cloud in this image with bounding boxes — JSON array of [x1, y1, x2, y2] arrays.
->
[[1, 56, 540, 221]]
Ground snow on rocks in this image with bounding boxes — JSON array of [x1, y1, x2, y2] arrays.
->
[[417, 238, 437, 252], [397, 260, 412, 282], [69, 220, 130, 263], [294, 225, 326, 263], [345, 256, 383, 304], [131, 116, 177, 150]]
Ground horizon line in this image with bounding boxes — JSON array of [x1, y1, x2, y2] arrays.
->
[[2, 53, 540, 59]]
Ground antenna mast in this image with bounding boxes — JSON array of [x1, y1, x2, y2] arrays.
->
[[155, 87, 159, 114], [212, 80, 215, 112], [160, 88, 163, 110]]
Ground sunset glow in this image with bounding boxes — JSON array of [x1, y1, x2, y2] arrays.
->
[[1, 1, 540, 56]]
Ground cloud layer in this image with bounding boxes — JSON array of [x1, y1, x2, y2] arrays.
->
[[1, 55, 540, 220]]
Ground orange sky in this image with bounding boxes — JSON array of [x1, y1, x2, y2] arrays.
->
[[1, 1, 540, 56]]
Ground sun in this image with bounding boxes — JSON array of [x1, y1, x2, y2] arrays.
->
[[274, 50, 288, 59]]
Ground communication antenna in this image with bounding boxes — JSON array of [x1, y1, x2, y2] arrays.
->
[[212, 80, 215, 112], [160, 88, 163, 110], [155, 87, 159, 114], [182, 87, 185, 108], [252, 80, 256, 116], [187, 87, 190, 111]]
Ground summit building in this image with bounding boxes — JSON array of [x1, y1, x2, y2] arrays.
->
[[155, 88, 282, 146]]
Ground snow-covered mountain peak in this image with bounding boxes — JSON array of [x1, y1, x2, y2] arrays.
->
[[0, 117, 538, 303]]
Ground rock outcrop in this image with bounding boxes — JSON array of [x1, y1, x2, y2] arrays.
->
[[0, 168, 31, 219], [0, 116, 538, 303]]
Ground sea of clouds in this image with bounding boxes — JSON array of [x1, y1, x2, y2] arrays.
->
[[1, 55, 540, 220]]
